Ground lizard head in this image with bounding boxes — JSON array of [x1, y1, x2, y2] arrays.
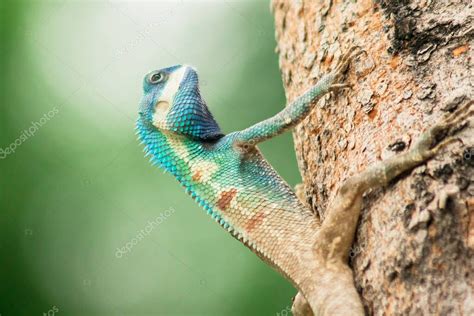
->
[[138, 65, 223, 141]]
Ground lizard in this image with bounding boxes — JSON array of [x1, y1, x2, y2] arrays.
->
[[136, 47, 472, 315]]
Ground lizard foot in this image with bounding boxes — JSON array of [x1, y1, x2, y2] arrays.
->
[[413, 100, 473, 160], [328, 46, 366, 92], [333, 46, 365, 76]]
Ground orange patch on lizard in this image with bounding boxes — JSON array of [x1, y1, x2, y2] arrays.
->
[[192, 170, 202, 182], [217, 189, 238, 211], [245, 212, 266, 232]]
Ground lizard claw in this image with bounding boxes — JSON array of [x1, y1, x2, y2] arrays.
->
[[327, 46, 366, 93], [332, 46, 366, 78], [413, 100, 473, 159], [327, 83, 351, 93]]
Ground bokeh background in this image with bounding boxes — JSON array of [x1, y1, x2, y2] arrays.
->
[[0, 1, 301, 315]]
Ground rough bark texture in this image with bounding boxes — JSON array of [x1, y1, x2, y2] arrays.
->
[[272, 0, 473, 315]]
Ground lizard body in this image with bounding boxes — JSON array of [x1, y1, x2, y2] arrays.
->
[[136, 64, 326, 284], [137, 51, 472, 315]]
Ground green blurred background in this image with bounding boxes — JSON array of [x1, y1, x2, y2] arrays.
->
[[0, 1, 301, 315]]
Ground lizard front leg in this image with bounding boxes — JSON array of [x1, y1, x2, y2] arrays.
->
[[292, 102, 473, 316], [235, 47, 364, 146]]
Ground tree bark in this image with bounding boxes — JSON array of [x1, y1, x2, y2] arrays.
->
[[272, 0, 473, 315]]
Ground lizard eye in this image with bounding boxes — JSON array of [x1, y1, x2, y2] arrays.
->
[[150, 72, 165, 84]]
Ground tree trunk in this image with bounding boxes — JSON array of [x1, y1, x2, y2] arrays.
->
[[271, 0, 473, 315]]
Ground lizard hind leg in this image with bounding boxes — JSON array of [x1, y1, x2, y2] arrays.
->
[[314, 99, 473, 272]]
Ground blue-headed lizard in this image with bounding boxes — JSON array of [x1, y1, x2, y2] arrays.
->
[[136, 48, 472, 315]]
